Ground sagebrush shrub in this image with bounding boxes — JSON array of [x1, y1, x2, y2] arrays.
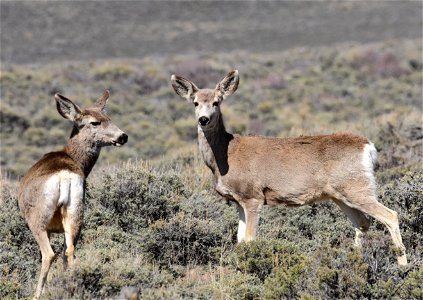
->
[[377, 169, 423, 249], [85, 165, 187, 233], [229, 240, 307, 282], [145, 213, 224, 266], [0, 182, 39, 298], [144, 195, 237, 266]]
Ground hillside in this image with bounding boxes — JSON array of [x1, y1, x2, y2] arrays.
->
[[1, 38, 422, 299], [1, 39, 422, 178]]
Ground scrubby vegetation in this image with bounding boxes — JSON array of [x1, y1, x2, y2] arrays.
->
[[1, 38, 422, 299], [1, 158, 422, 299], [1, 39, 422, 177]]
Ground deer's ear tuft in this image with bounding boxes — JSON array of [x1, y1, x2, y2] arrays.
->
[[216, 70, 239, 99], [171, 75, 198, 102], [55, 94, 82, 121]]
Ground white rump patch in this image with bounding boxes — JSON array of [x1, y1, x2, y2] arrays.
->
[[44, 170, 83, 208], [58, 173, 71, 207], [362, 142, 377, 192]]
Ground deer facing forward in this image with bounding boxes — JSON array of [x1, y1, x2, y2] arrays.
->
[[18, 91, 128, 299], [171, 70, 407, 266]]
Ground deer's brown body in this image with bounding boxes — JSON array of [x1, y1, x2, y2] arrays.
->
[[209, 132, 369, 206], [18, 91, 128, 299], [171, 70, 407, 266]]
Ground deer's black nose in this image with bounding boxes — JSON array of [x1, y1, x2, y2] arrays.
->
[[118, 133, 128, 144], [199, 116, 210, 126]]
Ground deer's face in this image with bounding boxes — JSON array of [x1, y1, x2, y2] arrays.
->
[[55, 90, 128, 147], [193, 89, 222, 128], [77, 108, 128, 147], [171, 70, 239, 129]]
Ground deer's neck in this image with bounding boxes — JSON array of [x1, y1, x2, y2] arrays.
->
[[198, 114, 233, 176], [64, 127, 101, 178]]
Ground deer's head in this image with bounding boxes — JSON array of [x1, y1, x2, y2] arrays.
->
[[171, 70, 239, 129], [54, 90, 128, 147]]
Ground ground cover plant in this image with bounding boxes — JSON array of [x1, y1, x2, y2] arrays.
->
[[1, 38, 422, 299]]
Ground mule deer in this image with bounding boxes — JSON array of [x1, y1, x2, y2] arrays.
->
[[171, 70, 407, 266], [18, 90, 128, 299]]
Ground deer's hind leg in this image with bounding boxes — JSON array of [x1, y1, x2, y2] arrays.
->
[[354, 198, 407, 266], [333, 199, 371, 247], [331, 186, 407, 266], [245, 199, 263, 242], [236, 199, 263, 243], [32, 230, 55, 300], [62, 214, 82, 269], [61, 175, 84, 270]]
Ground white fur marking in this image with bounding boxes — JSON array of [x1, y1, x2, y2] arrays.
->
[[58, 176, 71, 207], [44, 170, 83, 211], [198, 106, 210, 121], [238, 219, 246, 242], [44, 175, 60, 206], [237, 205, 247, 242], [362, 143, 377, 192], [68, 174, 84, 215]]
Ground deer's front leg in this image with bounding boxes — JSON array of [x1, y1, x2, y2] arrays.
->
[[237, 199, 262, 242], [245, 199, 263, 241]]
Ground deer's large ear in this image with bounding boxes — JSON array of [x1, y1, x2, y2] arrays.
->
[[171, 75, 199, 102], [215, 70, 239, 99], [93, 90, 110, 112], [55, 94, 82, 121]]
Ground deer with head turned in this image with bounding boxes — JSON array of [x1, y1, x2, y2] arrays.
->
[[171, 70, 407, 266], [18, 90, 128, 299]]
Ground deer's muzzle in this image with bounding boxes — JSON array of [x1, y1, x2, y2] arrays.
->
[[199, 116, 210, 126], [113, 133, 128, 146]]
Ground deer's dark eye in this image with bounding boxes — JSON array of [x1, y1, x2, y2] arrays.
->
[[213, 102, 219, 107], [194, 102, 199, 107], [90, 121, 101, 126]]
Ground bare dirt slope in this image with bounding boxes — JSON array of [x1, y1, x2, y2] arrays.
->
[[1, 1, 422, 65]]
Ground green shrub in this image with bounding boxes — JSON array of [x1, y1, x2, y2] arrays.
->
[[0, 181, 39, 299], [263, 262, 308, 300], [207, 270, 263, 300], [258, 202, 352, 252], [143, 193, 237, 266], [229, 240, 307, 282], [308, 246, 370, 299], [85, 164, 187, 233], [145, 212, 227, 266], [397, 266, 423, 299], [377, 169, 423, 249]]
